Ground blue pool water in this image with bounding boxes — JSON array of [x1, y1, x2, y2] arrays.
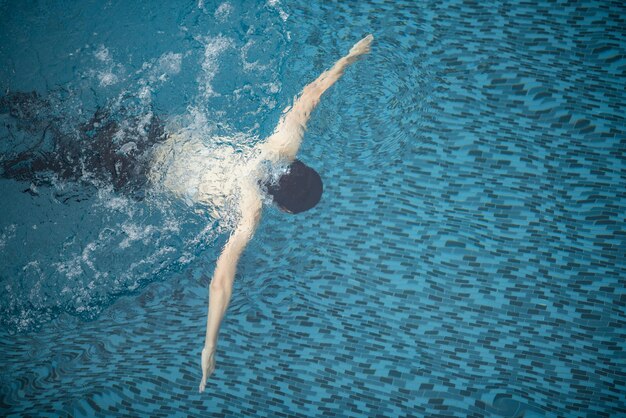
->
[[1, 0, 625, 416]]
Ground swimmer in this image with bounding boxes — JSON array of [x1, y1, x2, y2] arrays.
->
[[0, 33, 374, 392], [198, 34, 373, 392]]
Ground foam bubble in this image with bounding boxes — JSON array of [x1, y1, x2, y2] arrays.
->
[[94, 45, 111, 62], [214, 2, 233, 21], [118, 141, 137, 155], [98, 190, 134, 216], [268, 82, 280, 94], [119, 223, 155, 249], [267, 0, 288, 21], [54, 257, 84, 279], [0, 224, 17, 250], [98, 71, 118, 87], [89, 45, 126, 88], [137, 85, 152, 103], [157, 52, 183, 76], [241, 40, 269, 72], [198, 35, 232, 98], [81, 242, 98, 271]]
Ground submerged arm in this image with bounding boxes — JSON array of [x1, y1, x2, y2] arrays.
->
[[261, 34, 373, 161], [199, 183, 261, 392]]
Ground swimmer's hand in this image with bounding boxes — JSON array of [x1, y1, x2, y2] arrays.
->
[[199, 346, 216, 393], [347, 34, 374, 61]]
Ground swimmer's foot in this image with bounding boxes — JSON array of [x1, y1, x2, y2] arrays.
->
[[348, 34, 374, 60], [199, 346, 216, 393]]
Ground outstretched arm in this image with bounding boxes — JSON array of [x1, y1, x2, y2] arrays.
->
[[260, 34, 373, 161], [199, 182, 262, 393]]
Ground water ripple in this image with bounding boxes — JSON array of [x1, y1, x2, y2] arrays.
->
[[302, 36, 436, 170]]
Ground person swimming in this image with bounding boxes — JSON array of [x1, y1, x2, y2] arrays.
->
[[0, 33, 374, 392]]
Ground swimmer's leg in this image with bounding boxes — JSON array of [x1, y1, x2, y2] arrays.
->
[[1, 92, 166, 199], [78, 109, 166, 196], [1, 92, 65, 184]]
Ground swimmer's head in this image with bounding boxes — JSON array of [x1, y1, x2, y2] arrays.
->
[[265, 159, 323, 214]]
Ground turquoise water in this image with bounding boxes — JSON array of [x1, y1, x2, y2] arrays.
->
[[1, 0, 625, 416]]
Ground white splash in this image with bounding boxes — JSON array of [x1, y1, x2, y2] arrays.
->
[[118, 141, 137, 155], [267, 0, 288, 21], [54, 257, 84, 279], [137, 85, 152, 103], [197, 35, 232, 98], [92, 45, 123, 87], [97, 187, 135, 216], [156, 52, 183, 77], [121, 245, 177, 290], [119, 218, 180, 249], [81, 241, 98, 271], [125, 51, 183, 105], [98, 72, 118, 87], [214, 2, 233, 21], [119, 223, 156, 249], [268, 82, 280, 93], [167, 105, 214, 138], [241, 39, 270, 72], [95, 45, 111, 62], [0, 224, 17, 251]]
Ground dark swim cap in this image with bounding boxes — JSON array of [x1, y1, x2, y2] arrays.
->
[[265, 159, 323, 214]]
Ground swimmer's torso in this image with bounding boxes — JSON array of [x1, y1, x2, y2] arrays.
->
[[149, 132, 279, 222], [149, 133, 244, 217]]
